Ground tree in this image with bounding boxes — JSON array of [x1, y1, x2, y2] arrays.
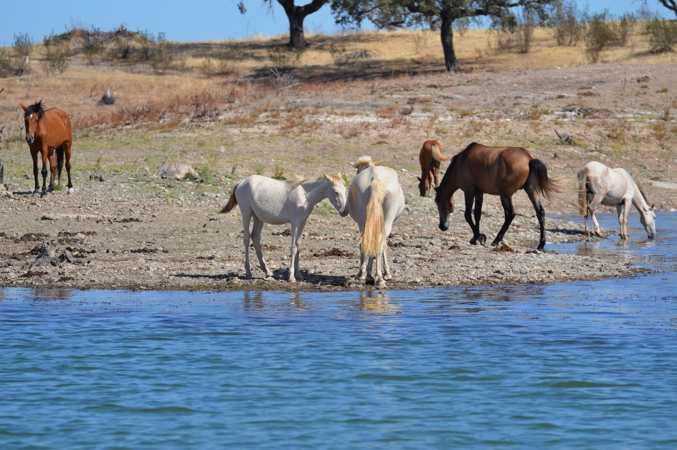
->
[[331, 0, 556, 71], [239, 0, 329, 49], [658, 0, 677, 17]]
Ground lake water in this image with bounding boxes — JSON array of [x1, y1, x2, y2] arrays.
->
[[1, 213, 676, 449]]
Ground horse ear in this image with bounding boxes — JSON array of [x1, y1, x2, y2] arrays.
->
[[19, 103, 27, 112], [651, 204, 656, 211]]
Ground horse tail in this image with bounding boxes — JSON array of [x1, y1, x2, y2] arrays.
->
[[220, 183, 239, 213], [361, 178, 386, 257], [527, 159, 559, 200], [430, 141, 449, 162], [577, 169, 588, 216], [56, 147, 65, 174]]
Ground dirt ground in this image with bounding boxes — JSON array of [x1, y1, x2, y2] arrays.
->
[[0, 62, 675, 291]]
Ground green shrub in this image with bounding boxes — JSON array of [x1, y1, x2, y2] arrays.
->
[[551, 0, 583, 46], [646, 17, 677, 53]]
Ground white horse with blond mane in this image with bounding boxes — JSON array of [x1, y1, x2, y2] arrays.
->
[[577, 161, 656, 240], [342, 156, 405, 288], [221, 174, 348, 282]]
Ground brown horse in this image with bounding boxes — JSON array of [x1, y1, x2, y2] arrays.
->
[[20, 101, 73, 196], [417, 139, 449, 197], [434, 142, 557, 250]]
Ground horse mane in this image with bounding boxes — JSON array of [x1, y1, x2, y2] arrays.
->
[[25, 100, 45, 119], [635, 180, 652, 207]]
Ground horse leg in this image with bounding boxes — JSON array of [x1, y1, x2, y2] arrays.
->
[[492, 194, 515, 246], [31, 149, 39, 195], [473, 192, 486, 245], [40, 146, 49, 196], [56, 146, 64, 188], [374, 247, 385, 288], [525, 187, 546, 250], [47, 148, 57, 192], [240, 211, 253, 279], [587, 191, 605, 237], [293, 222, 306, 281], [251, 217, 272, 278], [288, 224, 299, 282], [64, 140, 73, 193], [464, 190, 479, 244]]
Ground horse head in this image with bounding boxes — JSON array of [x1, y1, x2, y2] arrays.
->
[[639, 205, 657, 240], [434, 185, 454, 231], [325, 173, 348, 216], [20, 100, 44, 145]]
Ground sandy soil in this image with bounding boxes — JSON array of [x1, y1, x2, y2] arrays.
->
[[0, 62, 674, 291]]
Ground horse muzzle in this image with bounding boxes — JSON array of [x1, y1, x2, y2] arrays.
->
[[26, 135, 35, 145]]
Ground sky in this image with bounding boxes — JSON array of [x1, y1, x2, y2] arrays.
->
[[0, 0, 671, 45]]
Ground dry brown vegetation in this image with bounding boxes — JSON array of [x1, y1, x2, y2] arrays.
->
[[0, 25, 675, 211]]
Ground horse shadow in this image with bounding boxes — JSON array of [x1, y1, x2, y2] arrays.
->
[[272, 268, 348, 287], [174, 269, 348, 287], [546, 227, 588, 237], [174, 271, 239, 281]]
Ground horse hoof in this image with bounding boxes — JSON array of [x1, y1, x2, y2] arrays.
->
[[67, 187, 74, 194], [478, 234, 487, 245], [376, 279, 386, 289], [383, 274, 392, 281], [491, 239, 501, 247], [469, 238, 478, 245]]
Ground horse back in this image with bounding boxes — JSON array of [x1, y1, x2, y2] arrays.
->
[[462, 144, 531, 195]]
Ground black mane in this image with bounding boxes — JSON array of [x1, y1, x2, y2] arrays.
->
[[24, 100, 45, 118]]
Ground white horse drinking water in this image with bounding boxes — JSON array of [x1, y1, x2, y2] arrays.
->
[[342, 156, 405, 288], [577, 161, 656, 240], [221, 174, 348, 282]]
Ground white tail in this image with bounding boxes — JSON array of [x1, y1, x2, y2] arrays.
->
[[361, 178, 385, 257]]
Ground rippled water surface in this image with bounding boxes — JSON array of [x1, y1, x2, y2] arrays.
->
[[1, 213, 676, 449]]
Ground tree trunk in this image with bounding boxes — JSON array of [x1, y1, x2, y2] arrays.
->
[[287, 8, 307, 49], [440, 15, 458, 72]]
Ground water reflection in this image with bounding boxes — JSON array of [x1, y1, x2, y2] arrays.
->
[[32, 287, 73, 300], [242, 290, 265, 310], [358, 289, 398, 314]]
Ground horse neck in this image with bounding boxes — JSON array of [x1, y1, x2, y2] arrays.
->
[[301, 179, 331, 208], [631, 181, 650, 214], [439, 165, 459, 202]]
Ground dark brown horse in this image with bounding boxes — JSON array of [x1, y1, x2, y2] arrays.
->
[[20, 101, 73, 196], [434, 142, 557, 250]]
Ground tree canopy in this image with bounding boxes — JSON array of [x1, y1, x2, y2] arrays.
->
[[331, 0, 556, 71]]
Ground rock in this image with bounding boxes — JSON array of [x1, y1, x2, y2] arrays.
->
[[158, 163, 200, 181], [98, 88, 115, 106]]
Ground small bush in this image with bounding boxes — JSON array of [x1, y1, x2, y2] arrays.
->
[[551, 0, 583, 46], [81, 27, 105, 64], [13, 33, 33, 59], [149, 33, 175, 72], [43, 33, 70, 74], [584, 12, 617, 62], [200, 57, 235, 77], [10, 33, 32, 75], [646, 17, 677, 53]]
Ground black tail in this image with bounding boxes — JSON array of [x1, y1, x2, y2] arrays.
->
[[57, 147, 65, 180], [527, 159, 558, 200]]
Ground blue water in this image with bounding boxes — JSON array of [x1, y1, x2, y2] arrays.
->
[[1, 214, 676, 449]]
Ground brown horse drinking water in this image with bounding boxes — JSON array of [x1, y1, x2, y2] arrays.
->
[[19, 101, 73, 196], [417, 139, 449, 197], [434, 142, 557, 250]]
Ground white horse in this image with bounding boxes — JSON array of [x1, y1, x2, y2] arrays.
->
[[577, 161, 656, 240], [342, 157, 405, 288], [221, 174, 348, 282]]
